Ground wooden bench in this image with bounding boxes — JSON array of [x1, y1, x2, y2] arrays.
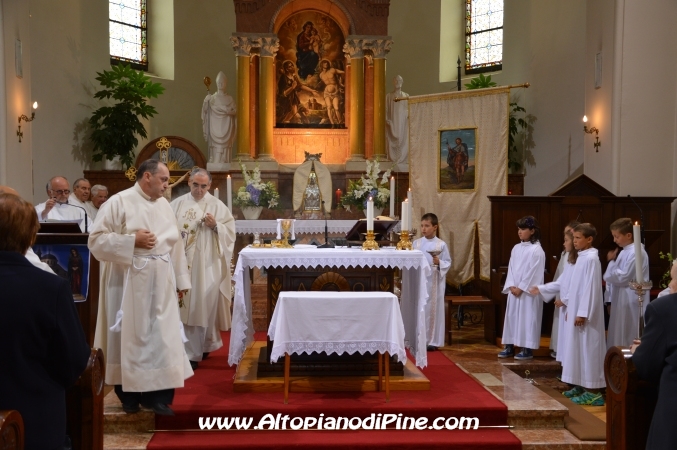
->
[[444, 296, 492, 346], [0, 410, 24, 450]]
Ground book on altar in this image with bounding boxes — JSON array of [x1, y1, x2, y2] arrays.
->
[[345, 217, 399, 241]]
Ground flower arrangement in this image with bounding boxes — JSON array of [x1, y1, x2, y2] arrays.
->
[[659, 251, 674, 288], [340, 158, 392, 211], [233, 160, 280, 209]]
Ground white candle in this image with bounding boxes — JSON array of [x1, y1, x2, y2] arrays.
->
[[633, 222, 644, 283], [227, 175, 232, 211], [367, 197, 374, 231], [407, 188, 413, 231], [402, 199, 409, 230], [214, 188, 219, 200], [390, 176, 395, 218]]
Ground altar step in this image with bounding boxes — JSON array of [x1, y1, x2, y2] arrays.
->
[[233, 341, 430, 393]]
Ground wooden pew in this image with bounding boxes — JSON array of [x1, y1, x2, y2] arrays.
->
[[67, 348, 105, 450], [604, 346, 658, 450], [0, 410, 24, 450]]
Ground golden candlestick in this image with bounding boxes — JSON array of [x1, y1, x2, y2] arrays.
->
[[397, 230, 413, 250], [362, 230, 380, 251]]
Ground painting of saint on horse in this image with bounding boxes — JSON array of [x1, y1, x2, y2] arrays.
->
[[439, 129, 476, 191]]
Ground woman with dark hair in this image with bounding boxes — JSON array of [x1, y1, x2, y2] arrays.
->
[[498, 215, 546, 360], [0, 193, 90, 450], [296, 21, 320, 79]]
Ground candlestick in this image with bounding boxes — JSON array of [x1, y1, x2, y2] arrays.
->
[[407, 188, 413, 231], [336, 188, 342, 206], [390, 176, 395, 218], [227, 175, 232, 211], [633, 222, 643, 283], [367, 197, 374, 231], [214, 188, 219, 200], [402, 199, 410, 231]]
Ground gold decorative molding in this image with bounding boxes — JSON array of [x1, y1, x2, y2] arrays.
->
[[310, 272, 350, 291]]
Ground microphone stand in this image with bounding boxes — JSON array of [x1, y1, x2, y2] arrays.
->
[[317, 200, 334, 248], [57, 201, 89, 233], [627, 195, 645, 245]]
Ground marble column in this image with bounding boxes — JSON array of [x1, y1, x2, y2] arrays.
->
[[365, 37, 393, 160], [231, 34, 255, 161], [257, 35, 279, 163], [344, 37, 365, 163]]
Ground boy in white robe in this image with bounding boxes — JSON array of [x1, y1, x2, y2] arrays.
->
[[604, 217, 650, 349], [560, 223, 606, 406], [413, 213, 451, 350], [499, 216, 545, 360]]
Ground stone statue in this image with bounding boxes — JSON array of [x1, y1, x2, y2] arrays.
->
[[385, 75, 409, 167], [202, 71, 236, 164]]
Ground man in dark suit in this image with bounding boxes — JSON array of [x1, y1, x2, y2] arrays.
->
[[632, 261, 677, 450], [0, 193, 90, 450]]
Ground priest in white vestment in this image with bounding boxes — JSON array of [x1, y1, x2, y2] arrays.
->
[[170, 168, 236, 368], [86, 184, 109, 219], [35, 176, 92, 232], [89, 160, 193, 416]]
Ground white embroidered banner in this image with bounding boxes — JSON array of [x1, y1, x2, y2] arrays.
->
[[408, 87, 509, 285]]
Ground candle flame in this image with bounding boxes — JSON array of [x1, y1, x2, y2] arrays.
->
[[404, 198, 408, 203], [635, 221, 639, 225]]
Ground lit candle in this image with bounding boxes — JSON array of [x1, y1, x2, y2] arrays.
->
[[214, 188, 219, 200], [402, 199, 409, 230], [336, 188, 342, 205], [226, 175, 232, 211], [633, 222, 643, 283], [407, 187, 413, 230], [367, 197, 374, 231], [390, 176, 395, 218]]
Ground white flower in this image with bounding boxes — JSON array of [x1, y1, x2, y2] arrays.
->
[[237, 190, 251, 201]]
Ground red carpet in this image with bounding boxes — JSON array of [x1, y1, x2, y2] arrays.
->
[[148, 332, 521, 449]]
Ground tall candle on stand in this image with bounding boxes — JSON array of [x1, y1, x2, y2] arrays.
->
[[407, 187, 413, 230], [367, 197, 374, 231], [633, 222, 644, 283], [214, 188, 219, 200], [226, 175, 232, 211], [402, 199, 410, 230], [390, 176, 395, 218], [336, 188, 342, 205]]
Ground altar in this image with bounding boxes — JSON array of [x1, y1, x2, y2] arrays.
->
[[228, 247, 432, 383]]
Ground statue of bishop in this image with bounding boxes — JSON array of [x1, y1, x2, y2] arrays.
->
[[202, 71, 236, 165], [385, 75, 409, 167]]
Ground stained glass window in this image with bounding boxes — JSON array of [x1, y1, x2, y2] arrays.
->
[[465, 0, 503, 74], [109, 0, 147, 70]]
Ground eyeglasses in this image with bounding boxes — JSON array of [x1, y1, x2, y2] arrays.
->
[[49, 189, 70, 195], [191, 183, 209, 189]]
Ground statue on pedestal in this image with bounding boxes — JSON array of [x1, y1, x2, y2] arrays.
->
[[385, 75, 409, 168], [202, 71, 236, 165]]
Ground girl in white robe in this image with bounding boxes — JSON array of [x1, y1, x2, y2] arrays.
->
[[499, 216, 546, 360], [560, 223, 606, 406], [413, 213, 451, 349]]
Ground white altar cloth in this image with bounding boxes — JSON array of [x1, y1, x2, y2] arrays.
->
[[268, 292, 406, 365], [228, 247, 431, 368], [235, 219, 401, 235]]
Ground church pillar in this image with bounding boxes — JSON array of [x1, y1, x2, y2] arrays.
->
[[344, 37, 365, 164], [367, 38, 393, 160], [257, 35, 279, 164], [231, 34, 255, 161]]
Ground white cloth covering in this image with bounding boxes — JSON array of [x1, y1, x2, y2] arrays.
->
[[268, 292, 407, 365], [501, 241, 545, 349], [604, 243, 650, 348], [560, 248, 606, 389], [413, 236, 451, 347], [89, 183, 193, 392], [229, 247, 431, 368], [35, 199, 92, 232], [546, 252, 568, 352], [235, 220, 400, 235], [536, 259, 575, 362], [24, 248, 55, 274], [170, 192, 236, 361]]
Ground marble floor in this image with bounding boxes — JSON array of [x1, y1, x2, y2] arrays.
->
[[102, 316, 607, 449]]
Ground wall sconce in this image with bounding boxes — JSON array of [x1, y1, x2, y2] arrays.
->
[[17, 101, 38, 143], [582, 115, 601, 152]]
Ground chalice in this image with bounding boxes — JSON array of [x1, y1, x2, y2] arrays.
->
[[427, 249, 442, 269], [281, 219, 293, 248]]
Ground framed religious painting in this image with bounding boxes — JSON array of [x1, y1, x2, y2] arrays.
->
[[275, 11, 346, 128], [438, 128, 477, 192], [31, 243, 90, 302]]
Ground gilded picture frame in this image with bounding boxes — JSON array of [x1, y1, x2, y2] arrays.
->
[[438, 127, 478, 192]]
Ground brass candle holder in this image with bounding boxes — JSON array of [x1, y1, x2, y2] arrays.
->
[[396, 230, 413, 250], [629, 280, 652, 339], [362, 230, 380, 251]]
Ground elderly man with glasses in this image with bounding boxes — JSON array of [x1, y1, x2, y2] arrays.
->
[[34, 176, 92, 232]]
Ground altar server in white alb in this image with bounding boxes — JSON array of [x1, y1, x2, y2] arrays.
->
[[89, 160, 193, 416], [530, 228, 578, 362], [171, 168, 236, 369], [413, 213, 451, 350], [560, 223, 606, 406], [604, 217, 649, 349], [498, 216, 545, 360]]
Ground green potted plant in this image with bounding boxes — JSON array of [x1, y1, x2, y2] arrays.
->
[[89, 64, 165, 169]]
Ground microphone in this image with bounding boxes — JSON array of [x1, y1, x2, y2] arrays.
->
[[317, 201, 334, 248], [56, 200, 89, 233], [627, 195, 645, 245]]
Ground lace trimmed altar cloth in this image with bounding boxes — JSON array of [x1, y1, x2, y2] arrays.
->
[[235, 220, 401, 235], [268, 292, 406, 365], [228, 247, 431, 368]]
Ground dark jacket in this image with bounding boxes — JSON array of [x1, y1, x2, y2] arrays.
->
[[0, 251, 90, 450], [632, 292, 677, 450]]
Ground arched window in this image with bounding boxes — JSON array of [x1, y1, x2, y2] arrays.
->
[[465, 0, 503, 74], [109, 0, 148, 71]]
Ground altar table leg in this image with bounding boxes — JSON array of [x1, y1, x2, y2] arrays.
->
[[377, 352, 383, 392], [284, 353, 290, 404], [385, 351, 390, 403]]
